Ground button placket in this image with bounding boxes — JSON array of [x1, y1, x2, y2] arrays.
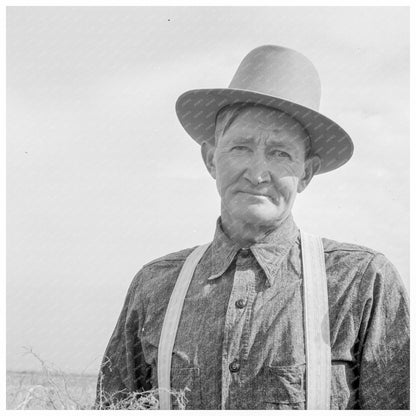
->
[[221, 261, 248, 409], [233, 250, 251, 311], [221, 251, 257, 409], [240, 272, 257, 362]]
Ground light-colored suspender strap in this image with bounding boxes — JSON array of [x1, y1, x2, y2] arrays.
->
[[300, 230, 331, 409], [157, 243, 210, 410]]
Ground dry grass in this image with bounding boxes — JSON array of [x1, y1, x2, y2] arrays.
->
[[7, 347, 188, 410]]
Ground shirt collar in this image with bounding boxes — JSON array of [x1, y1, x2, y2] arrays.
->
[[207, 215, 299, 286]]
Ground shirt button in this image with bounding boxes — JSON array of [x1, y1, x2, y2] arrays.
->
[[229, 359, 240, 373], [235, 299, 247, 309]]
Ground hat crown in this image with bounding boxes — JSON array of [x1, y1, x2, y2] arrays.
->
[[228, 45, 321, 111]]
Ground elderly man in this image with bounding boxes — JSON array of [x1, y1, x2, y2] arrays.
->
[[95, 45, 409, 410]]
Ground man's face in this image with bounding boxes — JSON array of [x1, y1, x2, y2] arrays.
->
[[202, 106, 316, 228]]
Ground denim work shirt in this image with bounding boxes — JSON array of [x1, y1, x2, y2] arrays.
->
[[96, 215, 409, 410]]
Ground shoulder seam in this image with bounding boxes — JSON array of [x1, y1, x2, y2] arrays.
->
[[324, 247, 377, 255], [143, 256, 187, 268], [141, 247, 198, 269]]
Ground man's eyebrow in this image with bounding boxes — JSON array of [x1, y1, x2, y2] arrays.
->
[[227, 134, 302, 147], [229, 136, 254, 143]]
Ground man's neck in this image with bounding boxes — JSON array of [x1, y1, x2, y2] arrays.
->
[[220, 211, 290, 248]]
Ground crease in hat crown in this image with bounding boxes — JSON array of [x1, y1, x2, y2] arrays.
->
[[175, 44, 354, 174], [228, 45, 321, 110]]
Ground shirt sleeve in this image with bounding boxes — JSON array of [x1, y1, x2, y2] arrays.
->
[[94, 269, 152, 409], [356, 253, 409, 409]]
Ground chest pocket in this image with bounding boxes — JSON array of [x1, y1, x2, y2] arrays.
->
[[170, 367, 202, 410], [264, 362, 353, 410], [263, 364, 306, 410]]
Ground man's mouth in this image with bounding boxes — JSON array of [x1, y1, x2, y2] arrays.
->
[[238, 190, 275, 201]]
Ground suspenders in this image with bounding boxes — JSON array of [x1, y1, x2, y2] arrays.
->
[[157, 243, 210, 410], [300, 231, 331, 409], [157, 232, 331, 410]]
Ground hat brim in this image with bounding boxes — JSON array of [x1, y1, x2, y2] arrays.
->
[[175, 88, 353, 174]]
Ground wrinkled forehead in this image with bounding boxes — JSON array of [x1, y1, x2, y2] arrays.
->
[[214, 103, 310, 147]]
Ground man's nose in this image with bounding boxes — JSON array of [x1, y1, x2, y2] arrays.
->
[[245, 151, 271, 185]]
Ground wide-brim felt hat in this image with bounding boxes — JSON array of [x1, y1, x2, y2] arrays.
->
[[175, 45, 353, 174]]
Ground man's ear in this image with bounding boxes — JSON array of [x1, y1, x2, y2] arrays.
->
[[297, 155, 321, 193], [201, 140, 217, 179]]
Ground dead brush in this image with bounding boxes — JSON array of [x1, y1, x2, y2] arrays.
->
[[9, 346, 188, 410]]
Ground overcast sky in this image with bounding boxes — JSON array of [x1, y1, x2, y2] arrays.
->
[[7, 6, 409, 373]]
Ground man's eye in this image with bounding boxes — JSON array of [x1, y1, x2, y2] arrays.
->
[[270, 149, 291, 159], [230, 145, 250, 152]]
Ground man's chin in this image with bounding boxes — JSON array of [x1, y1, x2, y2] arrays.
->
[[232, 204, 283, 225]]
